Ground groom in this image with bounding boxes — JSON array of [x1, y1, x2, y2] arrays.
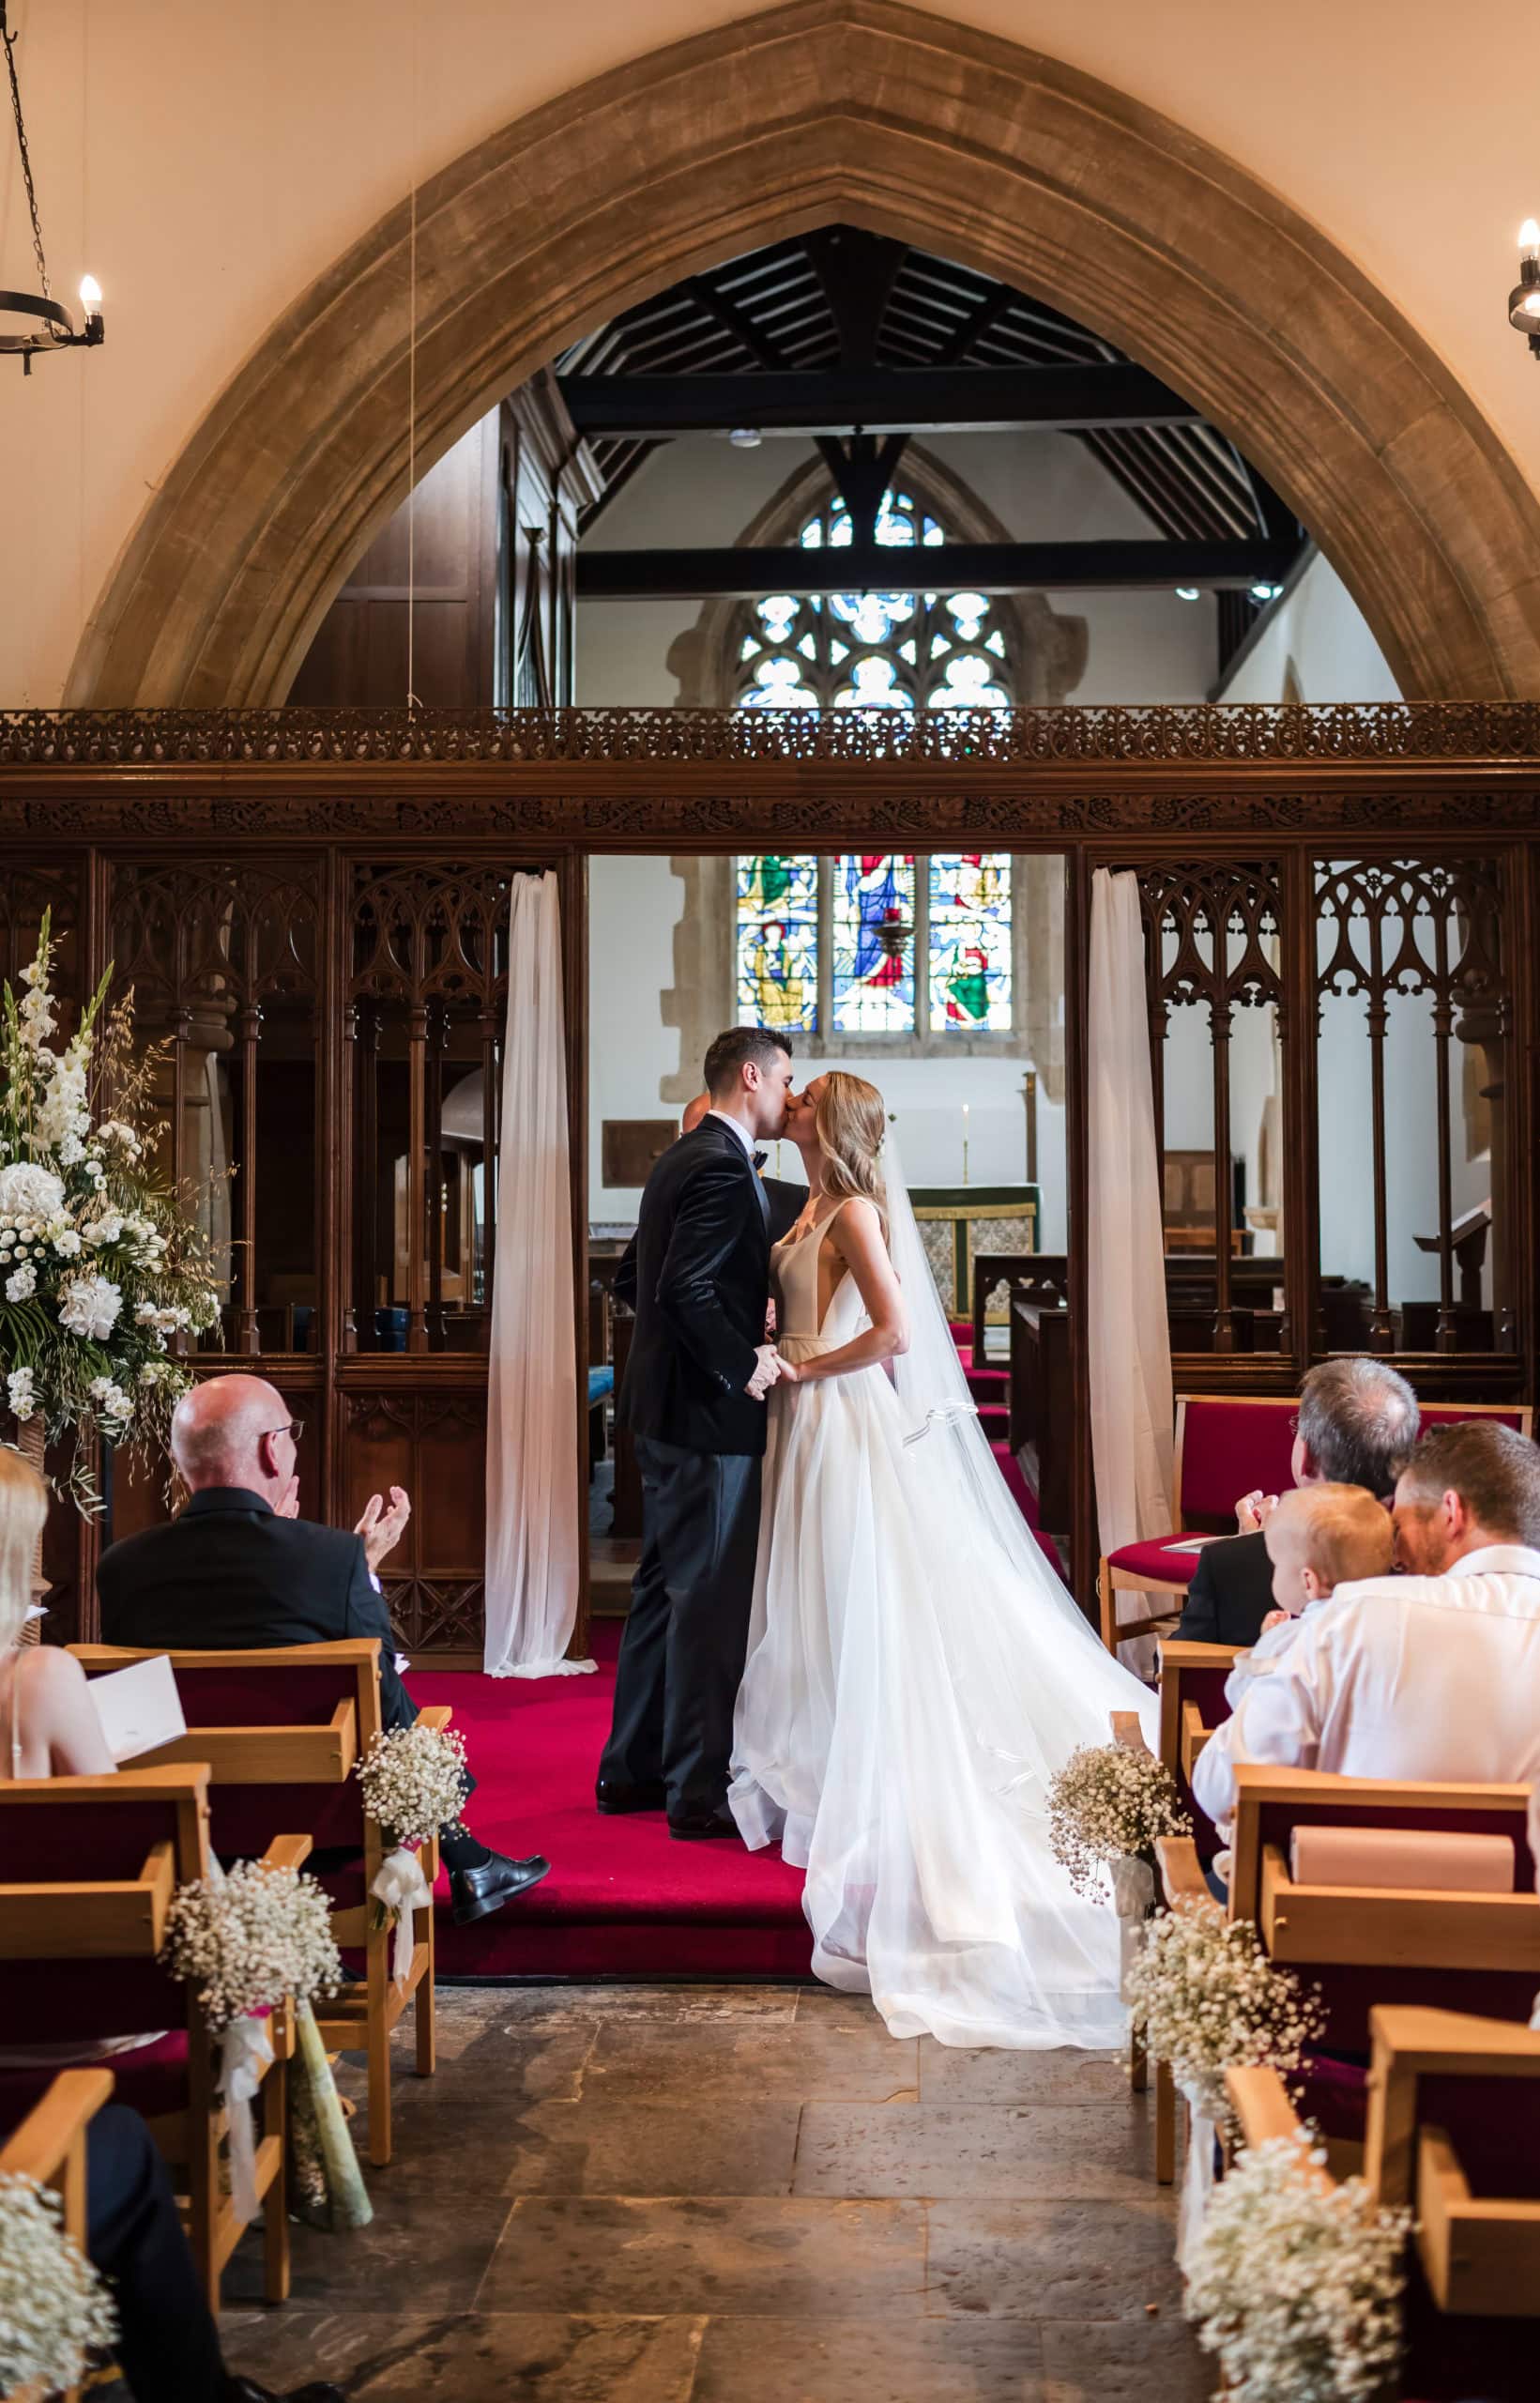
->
[[597, 1027, 798, 1839]]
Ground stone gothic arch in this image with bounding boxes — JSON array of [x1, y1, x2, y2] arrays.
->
[[68, 0, 1540, 708]]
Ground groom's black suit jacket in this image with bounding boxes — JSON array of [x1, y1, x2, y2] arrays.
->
[[618, 1117, 786, 1458]]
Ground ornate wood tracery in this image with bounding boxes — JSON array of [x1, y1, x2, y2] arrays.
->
[[1131, 862, 1285, 1352], [1316, 858, 1512, 1353]]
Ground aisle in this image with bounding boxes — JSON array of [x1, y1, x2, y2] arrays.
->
[[410, 1625, 812, 1980], [223, 1982, 1209, 2401]]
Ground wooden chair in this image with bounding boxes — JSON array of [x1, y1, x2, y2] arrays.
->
[[1156, 1638, 1239, 1864], [71, 1638, 444, 2167], [1229, 2006, 1540, 2400], [1097, 1393, 1535, 1654], [1106, 1707, 1179, 2175], [1156, 1764, 1540, 2182], [0, 2068, 114, 2403], [0, 1765, 299, 2311]]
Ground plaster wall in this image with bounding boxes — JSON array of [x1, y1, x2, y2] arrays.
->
[[1, 0, 1536, 705], [1217, 551, 1403, 704]]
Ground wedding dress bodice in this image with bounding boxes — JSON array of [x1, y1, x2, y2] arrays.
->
[[771, 1209, 869, 1359]]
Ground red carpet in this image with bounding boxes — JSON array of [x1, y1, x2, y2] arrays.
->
[[408, 1624, 813, 1981]]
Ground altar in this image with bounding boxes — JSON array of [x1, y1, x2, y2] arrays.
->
[[908, 1185, 1039, 1324]]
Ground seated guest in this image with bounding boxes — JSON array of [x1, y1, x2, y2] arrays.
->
[[1176, 1356, 1419, 1647], [1195, 1420, 1540, 1829], [0, 1446, 114, 1778], [96, 1375, 549, 1925], [72, 2102, 340, 2403], [1197, 1484, 1395, 1860]]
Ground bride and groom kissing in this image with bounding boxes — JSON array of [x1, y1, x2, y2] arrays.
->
[[598, 1024, 1158, 2050]]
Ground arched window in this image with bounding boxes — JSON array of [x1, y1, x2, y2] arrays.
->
[[736, 487, 1013, 712], [732, 489, 1016, 1042]]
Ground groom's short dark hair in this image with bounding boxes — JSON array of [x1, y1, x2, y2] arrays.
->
[[703, 1025, 792, 1096]]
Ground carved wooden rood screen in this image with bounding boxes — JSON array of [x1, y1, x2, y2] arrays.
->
[[2, 701, 1537, 1645]]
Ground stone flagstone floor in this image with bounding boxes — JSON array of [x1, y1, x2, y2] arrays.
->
[[221, 1983, 1212, 2402]]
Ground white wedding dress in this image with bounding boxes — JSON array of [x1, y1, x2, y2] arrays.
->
[[729, 1160, 1160, 2050]]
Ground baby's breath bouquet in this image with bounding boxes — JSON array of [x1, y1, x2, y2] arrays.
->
[[0, 911, 221, 1504], [356, 1722, 468, 1850], [356, 1722, 470, 1983], [160, 1859, 342, 2031], [1047, 1742, 1190, 1899], [1126, 1897, 1329, 2265], [1123, 1899, 1325, 2120], [0, 2170, 117, 2395], [1186, 2130, 1409, 2402]]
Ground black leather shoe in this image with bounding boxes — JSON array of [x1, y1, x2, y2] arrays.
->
[[450, 1850, 552, 1924], [225, 2380, 347, 2403], [668, 1808, 740, 1843], [596, 1778, 667, 1814]]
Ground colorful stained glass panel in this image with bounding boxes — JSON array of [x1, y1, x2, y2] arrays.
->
[[832, 854, 916, 1032], [736, 855, 818, 1031], [928, 852, 1013, 1031]]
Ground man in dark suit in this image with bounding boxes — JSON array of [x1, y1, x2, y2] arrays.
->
[[1176, 1355, 1420, 1645], [612, 1090, 806, 1316], [97, 1374, 549, 1925], [597, 1026, 797, 1838]]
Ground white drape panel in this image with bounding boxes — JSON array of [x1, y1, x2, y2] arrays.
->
[[483, 872, 592, 1678], [1088, 870, 1176, 1668]]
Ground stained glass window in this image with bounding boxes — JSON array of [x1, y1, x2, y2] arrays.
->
[[832, 855, 916, 1032], [735, 854, 818, 1031], [735, 488, 1012, 715], [732, 482, 1017, 1044], [928, 853, 1014, 1031]]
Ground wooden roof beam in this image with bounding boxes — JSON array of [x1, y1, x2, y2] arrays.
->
[[558, 362, 1201, 437], [575, 536, 1300, 599]]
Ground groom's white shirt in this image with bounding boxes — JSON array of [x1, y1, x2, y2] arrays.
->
[[707, 1108, 755, 1158]]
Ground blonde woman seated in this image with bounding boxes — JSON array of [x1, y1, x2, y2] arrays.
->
[[0, 1445, 113, 1779]]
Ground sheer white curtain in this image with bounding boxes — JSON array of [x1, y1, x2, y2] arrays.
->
[[483, 872, 593, 1678], [1088, 869, 1175, 1671]]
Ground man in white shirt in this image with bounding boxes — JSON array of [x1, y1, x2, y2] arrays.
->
[[1194, 1419, 1540, 1828]]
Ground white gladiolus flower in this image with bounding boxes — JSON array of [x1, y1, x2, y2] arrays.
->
[[5, 1264, 37, 1302], [5, 1369, 36, 1421], [0, 1163, 65, 1222], [57, 1274, 122, 1341], [56, 1132, 85, 1167]]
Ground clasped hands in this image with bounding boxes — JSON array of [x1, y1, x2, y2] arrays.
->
[[274, 1474, 413, 1570], [745, 1343, 799, 1401]]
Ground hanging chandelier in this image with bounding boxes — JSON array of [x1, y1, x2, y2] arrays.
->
[[1, 1, 102, 372]]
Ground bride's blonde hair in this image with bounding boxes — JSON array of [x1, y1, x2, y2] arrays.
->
[[814, 1073, 889, 1237]]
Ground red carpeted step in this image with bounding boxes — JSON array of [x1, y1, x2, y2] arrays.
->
[[409, 1628, 813, 1980]]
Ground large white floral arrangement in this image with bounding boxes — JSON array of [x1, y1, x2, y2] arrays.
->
[[1185, 2130, 1409, 2402], [160, 1860, 342, 2031], [1047, 1741, 1191, 1898], [356, 1722, 468, 1849], [0, 2169, 117, 2395], [1122, 1898, 1326, 2118], [0, 912, 221, 1501]]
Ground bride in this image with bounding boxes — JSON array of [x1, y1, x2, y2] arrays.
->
[[729, 1071, 1160, 2050]]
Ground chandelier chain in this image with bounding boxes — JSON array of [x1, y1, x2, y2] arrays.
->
[[2, 4, 53, 300]]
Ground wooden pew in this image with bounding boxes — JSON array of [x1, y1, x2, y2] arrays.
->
[[970, 1251, 1068, 1367], [71, 1639, 441, 2169], [1229, 2007, 1540, 2399], [1156, 1639, 1239, 1864], [0, 2068, 115, 2403], [0, 1766, 297, 2311], [1008, 1296, 1072, 1535]]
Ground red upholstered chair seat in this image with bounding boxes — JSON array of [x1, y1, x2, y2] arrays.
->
[[1104, 1537, 1206, 1589], [0, 2033, 190, 2135]]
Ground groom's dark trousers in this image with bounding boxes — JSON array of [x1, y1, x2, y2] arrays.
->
[[601, 1116, 790, 1818]]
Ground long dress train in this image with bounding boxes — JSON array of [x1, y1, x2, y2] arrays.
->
[[729, 1199, 1160, 2050]]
